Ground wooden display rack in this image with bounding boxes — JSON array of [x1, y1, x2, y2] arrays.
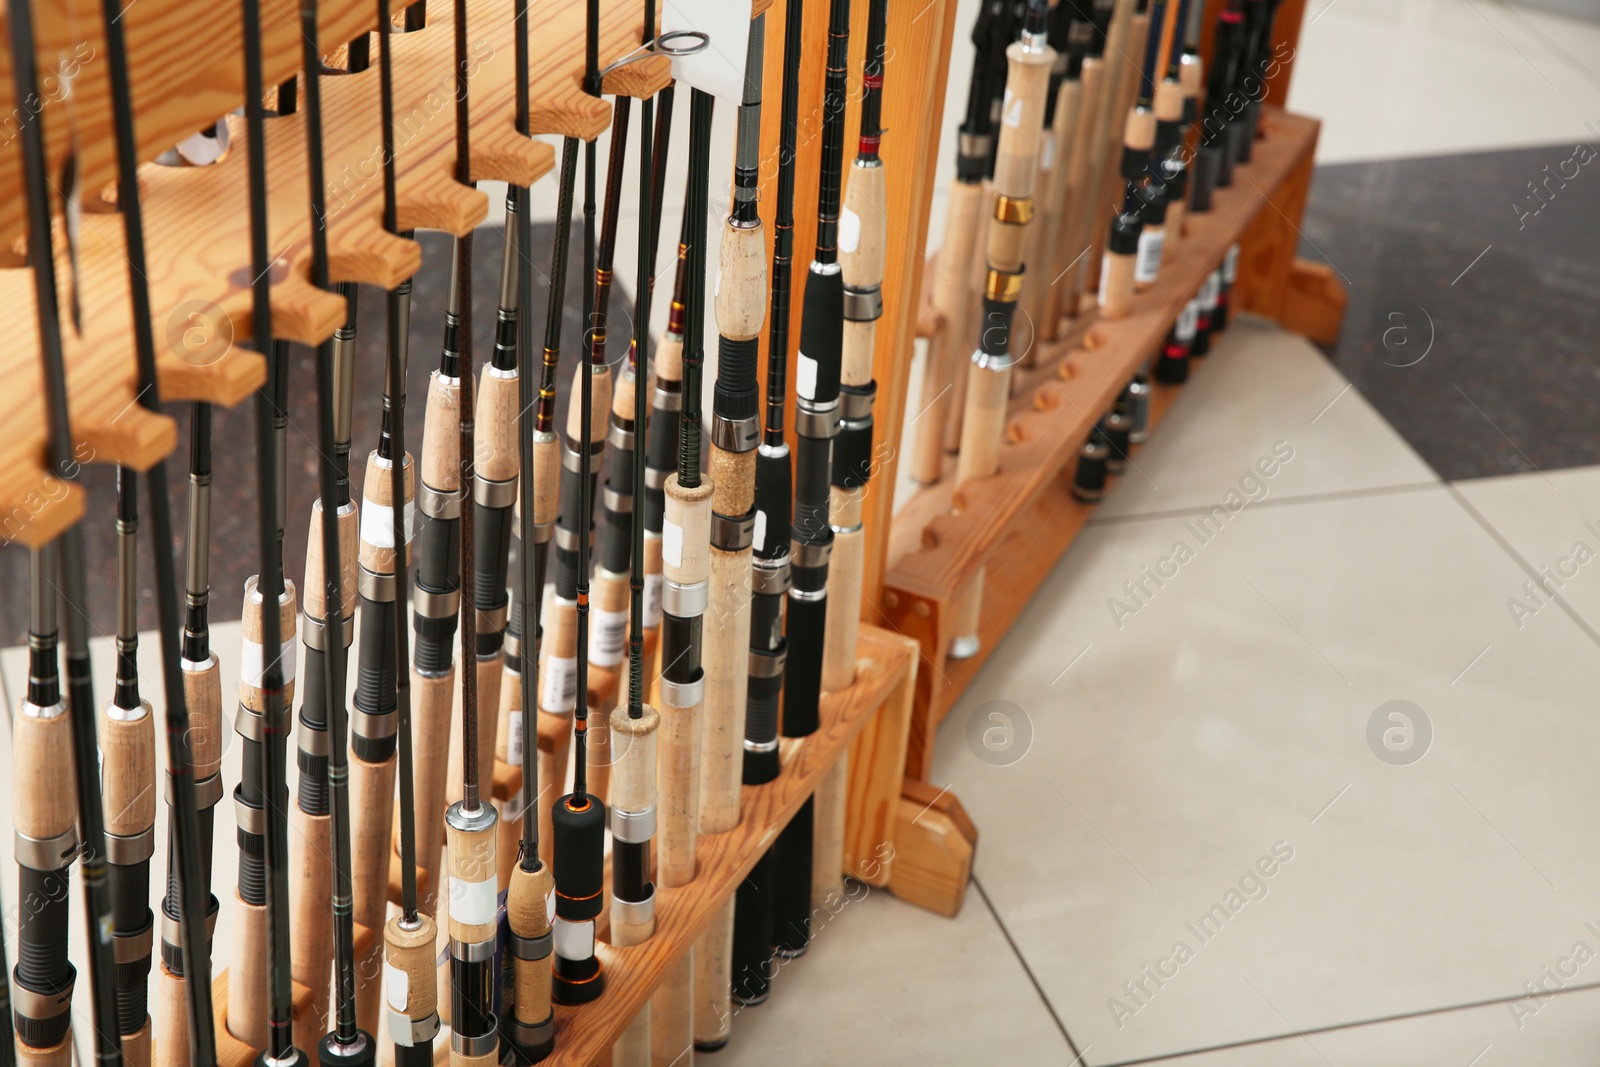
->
[[884, 107, 1346, 783]]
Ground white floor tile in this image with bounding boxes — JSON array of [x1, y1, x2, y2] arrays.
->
[[1131, 984, 1600, 1066], [710, 884, 1073, 1067], [1453, 465, 1600, 636], [1289, 0, 1598, 164], [927, 485, 1600, 1064], [1091, 316, 1437, 520]]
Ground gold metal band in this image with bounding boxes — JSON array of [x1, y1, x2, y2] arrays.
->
[[984, 269, 1024, 302], [993, 194, 1034, 226]]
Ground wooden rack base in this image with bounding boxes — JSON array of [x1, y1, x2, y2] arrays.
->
[[885, 108, 1344, 782]]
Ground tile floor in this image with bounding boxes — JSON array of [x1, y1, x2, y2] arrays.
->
[[6, 0, 1600, 1064]]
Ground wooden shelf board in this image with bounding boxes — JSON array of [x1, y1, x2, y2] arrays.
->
[[541, 624, 914, 1065], [0, 0, 665, 548], [885, 109, 1320, 604]]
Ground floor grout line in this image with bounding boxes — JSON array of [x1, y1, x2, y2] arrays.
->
[[1442, 482, 1600, 651], [1494, 0, 1600, 92], [970, 873, 1088, 1065], [1091, 977, 1600, 1066], [1085, 480, 1445, 528]]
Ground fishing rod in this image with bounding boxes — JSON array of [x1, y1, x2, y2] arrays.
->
[[824, 0, 887, 693], [611, 8, 668, 1059], [504, 1, 565, 1057], [1234, 0, 1276, 165], [282, 1, 373, 1065], [528, 132, 580, 878], [910, 0, 1009, 485], [101, 462, 157, 1067], [552, 0, 610, 1008], [1154, 291, 1201, 383], [663, 84, 715, 1048], [1158, 0, 1198, 242], [946, 0, 1055, 664], [369, 3, 441, 1065], [82, 3, 226, 1064], [1191, 0, 1243, 210], [1098, 0, 1170, 318], [1073, 0, 1138, 307], [1134, 0, 1189, 293], [9, 7, 125, 1066], [1021, 2, 1093, 352], [579, 93, 632, 803], [693, 15, 770, 1050], [733, 0, 803, 1010], [437, 0, 503, 1062], [1040, 0, 1113, 341], [773, 0, 855, 962]]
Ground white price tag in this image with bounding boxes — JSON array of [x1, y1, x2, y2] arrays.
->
[[506, 709, 524, 767], [1097, 252, 1113, 307], [553, 917, 596, 960], [796, 353, 818, 401], [1176, 301, 1200, 342], [452, 875, 497, 925], [1135, 229, 1166, 285], [589, 608, 628, 667], [663, 519, 684, 568], [752, 509, 768, 553], [1223, 243, 1240, 283], [839, 207, 861, 254], [385, 962, 409, 1011], [1200, 271, 1221, 309], [540, 655, 577, 713], [359, 499, 416, 549], [240, 637, 296, 687], [1001, 87, 1022, 128]]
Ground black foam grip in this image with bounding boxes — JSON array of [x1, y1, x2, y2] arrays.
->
[[772, 797, 815, 955], [792, 434, 834, 548], [411, 612, 456, 675], [555, 543, 580, 601], [1108, 210, 1141, 255], [598, 502, 631, 575], [1214, 285, 1233, 333], [552, 795, 607, 919], [1120, 145, 1152, 182], [473, 501, 514, 617], [1218, 124, 1240, 186], [353, 595, 398, 763], [1190, 144, 1222, 213], [1075, 442, 1109, 494], [1156, 346, 1190, 384], [782, 592, 826, 738], [832, 417, 874, 491], [731, 847, 777, 1004], [715, 335, 761, 422], [752, 450, 792, 563], [414, 513, 460, 603], [797, 268, 844, 405], [1239, 100, 1263, 163]]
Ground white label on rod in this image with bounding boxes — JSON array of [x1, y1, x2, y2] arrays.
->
[[839, 207, 862, 254], [360, 499, 416, 549], [240, 638, 297, 688], [643, 573, 664, 629], [452, 874, 498, 925], [506, 710, 524, 767], [1001, 87, 1022, 128], [1135, 229, 1166, 285], [1223, 243, 1241, 283], [1176, 300, 1200, 342], [796, 353, 818, 401], [1096, 252, 1113, 308], [663, 519, 684, 568], [662, 0, 751, 103], [752, 509, 768, 554], [553, 917, 596, 960], [385, 962, 409, 1012], [589, 608, 628, 667], [540, 655, 578, 713], [1039, 132, 1056, 173], [1200, 271, 1221, 309]]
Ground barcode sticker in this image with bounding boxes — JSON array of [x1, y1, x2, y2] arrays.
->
[[663, 520, 684, 568], [643, 573, 664, 628], [506, 709, 524, 766], [797, 353, 818, 400], [1038, 131, 1056, 172], [1176, 301, 1200, 342], [1135, 229, 1166, 285], [752, 509, 768, 553], [1200, 271, 1221, 309], [589, 608, 628, 667], [839, 207, 862, 254], [540, 654, 577, 712]]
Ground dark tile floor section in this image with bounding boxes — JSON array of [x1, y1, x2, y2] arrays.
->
[[1299, 139, 1600, 483], [0, 225, 633, 647]]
